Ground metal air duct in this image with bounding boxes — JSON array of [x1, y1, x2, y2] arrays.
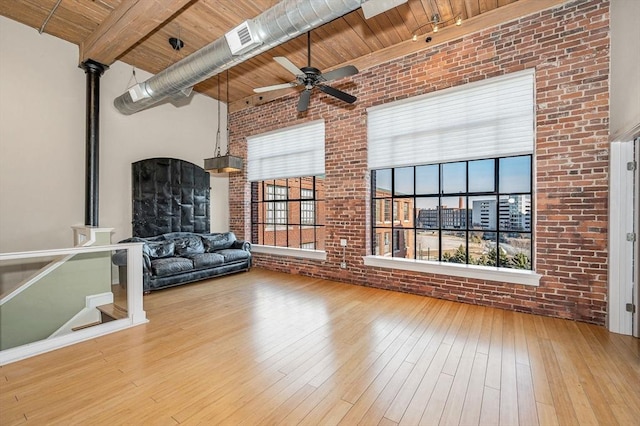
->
[[114, 0, 364, 115]]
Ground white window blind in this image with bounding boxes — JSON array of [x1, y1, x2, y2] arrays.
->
[[367, 70, 535, 169], [247, 120, 325, 181]]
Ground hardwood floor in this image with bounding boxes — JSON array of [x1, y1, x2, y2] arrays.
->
[[1, 268, 639, 425]]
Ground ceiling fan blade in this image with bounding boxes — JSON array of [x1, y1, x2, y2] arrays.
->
[[253, 82, 297, 93], [274, 57, 304, 76], [317, 84, 357, 104], [298, 89, 312, 112], [321, 65, 359, 82]]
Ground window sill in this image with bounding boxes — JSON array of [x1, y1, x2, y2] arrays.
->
[[252, 245, 327, 261], [363, 255, 541, 286]]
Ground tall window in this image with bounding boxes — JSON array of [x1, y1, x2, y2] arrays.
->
[[372, 155, 533, 269], [367, 71, 535, 271], [247, 120, 326, 250], [252, 176, 325, 249]]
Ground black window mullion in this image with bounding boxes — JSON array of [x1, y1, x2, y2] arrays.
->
[[495, 159, 501, 267], [312, 176, 316, 226], [413, 195, 417, 260], [370, 170, 384, 254], [298, 179, 302, 249], [465, 162, 469, 264], [313, 176, 318, 249], [413, 167, 417, 260], [371, 171, 375, 254], [529, 155, 534, 267], [252, 176, 326, 249], [438, 164, 443, 261], [391, 170, 395, 257], [370, 155, 532, 269], [285, 179, 289, 248], [261, 181, 266, 246]]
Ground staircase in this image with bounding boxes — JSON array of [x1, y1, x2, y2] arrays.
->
[[68, 279, 129, 331], [70, 303, 128, 331], [97, 303, 128, 323], [0, 227, 148, 365]]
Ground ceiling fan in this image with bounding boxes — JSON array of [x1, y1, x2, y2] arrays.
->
[[253, 32, 359, 112]]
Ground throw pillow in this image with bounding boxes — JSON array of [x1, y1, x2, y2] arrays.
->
[[174, 236, 205, 256], [146, 241, 175, 259], [202, 232, 236, 252]]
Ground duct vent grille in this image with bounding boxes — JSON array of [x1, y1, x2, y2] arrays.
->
[[225, 20, 261, 55], [128, 83, 150, 102]]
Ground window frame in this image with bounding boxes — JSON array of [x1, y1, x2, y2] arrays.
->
[[371, 155, 534, 271], [251, 176, 325, 251]]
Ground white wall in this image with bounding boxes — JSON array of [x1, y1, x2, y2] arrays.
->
[[101, 63, 230, 242], [610, 0, 640, 140], [0, 16, 229, 252]]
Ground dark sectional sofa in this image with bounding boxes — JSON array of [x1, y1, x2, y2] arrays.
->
[[112, 231, 251, 292]]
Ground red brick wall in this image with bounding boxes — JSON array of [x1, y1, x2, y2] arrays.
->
[[229, 0, 610, 325]]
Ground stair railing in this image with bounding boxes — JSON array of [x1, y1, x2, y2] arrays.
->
[[0, 242, 147, 365]]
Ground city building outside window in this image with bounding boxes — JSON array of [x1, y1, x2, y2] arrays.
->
[[252, 176, 325, 250], [266, 184, 287, 225], [301, 188, 315, 225], [372, 155, 533, 269], [384, 199, 391, 222]]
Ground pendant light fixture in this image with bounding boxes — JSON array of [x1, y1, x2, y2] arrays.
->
[[204, 70, 243, 173]]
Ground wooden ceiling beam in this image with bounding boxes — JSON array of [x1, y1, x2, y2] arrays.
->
[[229, 0, 569, 113], [79, 0, 192, 66]]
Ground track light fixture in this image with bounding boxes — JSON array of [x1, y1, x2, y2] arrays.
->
[[411, 13, 463, 42], [432, 13, 440, 33]]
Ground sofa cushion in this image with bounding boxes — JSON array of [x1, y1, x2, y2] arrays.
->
[[173, 236, 205, 256], [189, 253, 225, 269], [151, 257, 193, 276], [202, 232, 236, 252], [217, 248, 251, 263], [146, 241, 175, 259]]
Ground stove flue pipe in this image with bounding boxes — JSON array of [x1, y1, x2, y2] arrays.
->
[[81, 60, 107, 226]]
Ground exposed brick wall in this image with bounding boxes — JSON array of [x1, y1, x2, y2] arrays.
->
[[229, 0, 610, 325]]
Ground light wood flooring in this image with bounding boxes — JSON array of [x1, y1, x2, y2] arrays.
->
[[1, 268, 639, 425]]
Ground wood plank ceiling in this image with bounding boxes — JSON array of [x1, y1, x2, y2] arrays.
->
[[1, 0, 530, 111]]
